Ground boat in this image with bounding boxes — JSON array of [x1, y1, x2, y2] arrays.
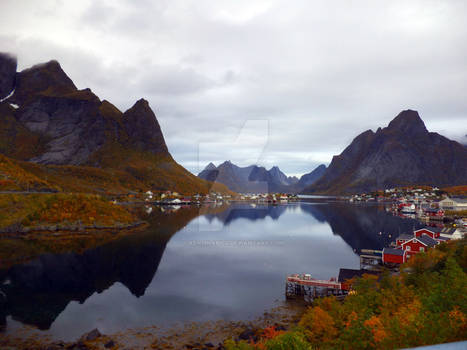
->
[[401, 204, 416, 214]]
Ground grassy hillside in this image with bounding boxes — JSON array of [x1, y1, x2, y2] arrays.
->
[[0, 154, 56, 192], [0, 153, 233, 195]]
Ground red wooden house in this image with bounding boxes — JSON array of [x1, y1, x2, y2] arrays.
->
[[395, 233, 414, 246], [414, 227, 441, 239], [401, 235, 438, 260], [382, 247, 406, 264]]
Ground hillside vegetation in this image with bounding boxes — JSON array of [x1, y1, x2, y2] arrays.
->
[[0, 153, 232, 195], [0, 154, 56, 192], [0, 193, 136, 231], [226, 238, 467, 350]]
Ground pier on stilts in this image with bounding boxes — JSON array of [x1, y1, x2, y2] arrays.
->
[[285, 274, 348, 302]]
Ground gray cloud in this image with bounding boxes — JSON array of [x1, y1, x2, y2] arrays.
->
[[1, 0, 466, 176]]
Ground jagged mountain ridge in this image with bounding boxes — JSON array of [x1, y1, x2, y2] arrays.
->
[[4, 59, 169, 165], [198, 161, 326, 193], [0, 53, 230, 194], [303, 110, 467, 194]]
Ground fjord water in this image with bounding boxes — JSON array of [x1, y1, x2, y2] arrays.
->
[[1, 201, 423, 340]]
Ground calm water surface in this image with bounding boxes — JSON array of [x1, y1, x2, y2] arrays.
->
[[1, 201, 424, 340]]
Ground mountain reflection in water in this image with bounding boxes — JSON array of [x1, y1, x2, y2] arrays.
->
[[0, 201, 423, 339]]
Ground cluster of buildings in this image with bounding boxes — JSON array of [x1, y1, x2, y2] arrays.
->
[[139, 190, 300, 206], [236, 193, 298, 203], [349, 187, 442, 203], [393, 196, 467, 224], [382, 226, 464, 265]]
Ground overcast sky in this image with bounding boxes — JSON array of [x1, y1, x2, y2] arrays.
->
[[1, 0, 466, 176]]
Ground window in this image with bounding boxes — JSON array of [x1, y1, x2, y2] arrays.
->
[[406, 245, 411, 251], [420, 247, 424, 252]]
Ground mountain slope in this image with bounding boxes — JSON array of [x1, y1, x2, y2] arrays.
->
[[198, 161, 258, 193], [304, 110, 467, 194], [296, 164, 327, 189], [0, 53, 230, 195]]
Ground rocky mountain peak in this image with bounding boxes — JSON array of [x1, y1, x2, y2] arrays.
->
[[219, 160, 234, 168], [304, 110, 467, 194], [204, 162, 217, 171], [122, 99, 168, 154], [0, 52, 17, 99], [386, 109, 427, 135], [12, 59, 77, 104]]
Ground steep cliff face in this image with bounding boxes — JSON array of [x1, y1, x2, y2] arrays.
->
[[0, 53, 229, 194], [304, 110, 467, 194], [122, 98, 169, 155], [4, 59, 170, 166], [0, 53, 16, 100]]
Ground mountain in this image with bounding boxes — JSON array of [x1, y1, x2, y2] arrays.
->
[[0, 53, 16, 100], [268, 166, 290, 185], [0, 53, 230, 195], [303, 110, 467, 194], [296, 164, 327, 189], [198, 161, 328, 193], [287, 176, 299, 185], [198, 161, 297, 193]]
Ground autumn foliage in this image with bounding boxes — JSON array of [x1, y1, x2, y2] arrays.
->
[[226, 239, 467, 350], [0, 193, 135, 230], [0, 154, 55, 192]]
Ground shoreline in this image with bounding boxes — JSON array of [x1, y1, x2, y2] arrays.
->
[[0, 220, 147, 236], [0, 302, 306, 350]]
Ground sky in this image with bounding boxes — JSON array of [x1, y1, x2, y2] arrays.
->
[[1, 0, 466, 177]]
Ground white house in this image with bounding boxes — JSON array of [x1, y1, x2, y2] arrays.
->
[[439, 197, 467, 211]]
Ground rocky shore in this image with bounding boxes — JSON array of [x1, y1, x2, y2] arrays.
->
[[0, 304, 305, 350], [0, 220, 147, 235]]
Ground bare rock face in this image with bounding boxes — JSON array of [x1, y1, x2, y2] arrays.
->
[[18, 89, 108, 165], [10, 60, 76, 105], [0, 58, 170, 166], [122, 98, 168, 154], [304, 110, 467, 194], [0, 52, 17, 100]]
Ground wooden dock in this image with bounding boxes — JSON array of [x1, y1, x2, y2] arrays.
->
[[285, 274, 348, 302], [359, 249, 382, 268]]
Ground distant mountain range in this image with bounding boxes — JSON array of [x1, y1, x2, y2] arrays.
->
[[198, 161, 326, 193], [303, 110, 467, 194], [0, 53, 230, 195]]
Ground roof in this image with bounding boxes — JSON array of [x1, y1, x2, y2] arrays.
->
[[338, 269, 380, 283], [396, 233, 413, 240], [416, 226, 442, 233], [417, 235, 438, 247], [383, 247, 405, 256], [441, 197, 467, 204], [440, 228, 456, 235], [425, 208, 443, 213]]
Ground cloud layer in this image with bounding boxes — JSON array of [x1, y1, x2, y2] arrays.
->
[[1, 0, 466, 176]]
